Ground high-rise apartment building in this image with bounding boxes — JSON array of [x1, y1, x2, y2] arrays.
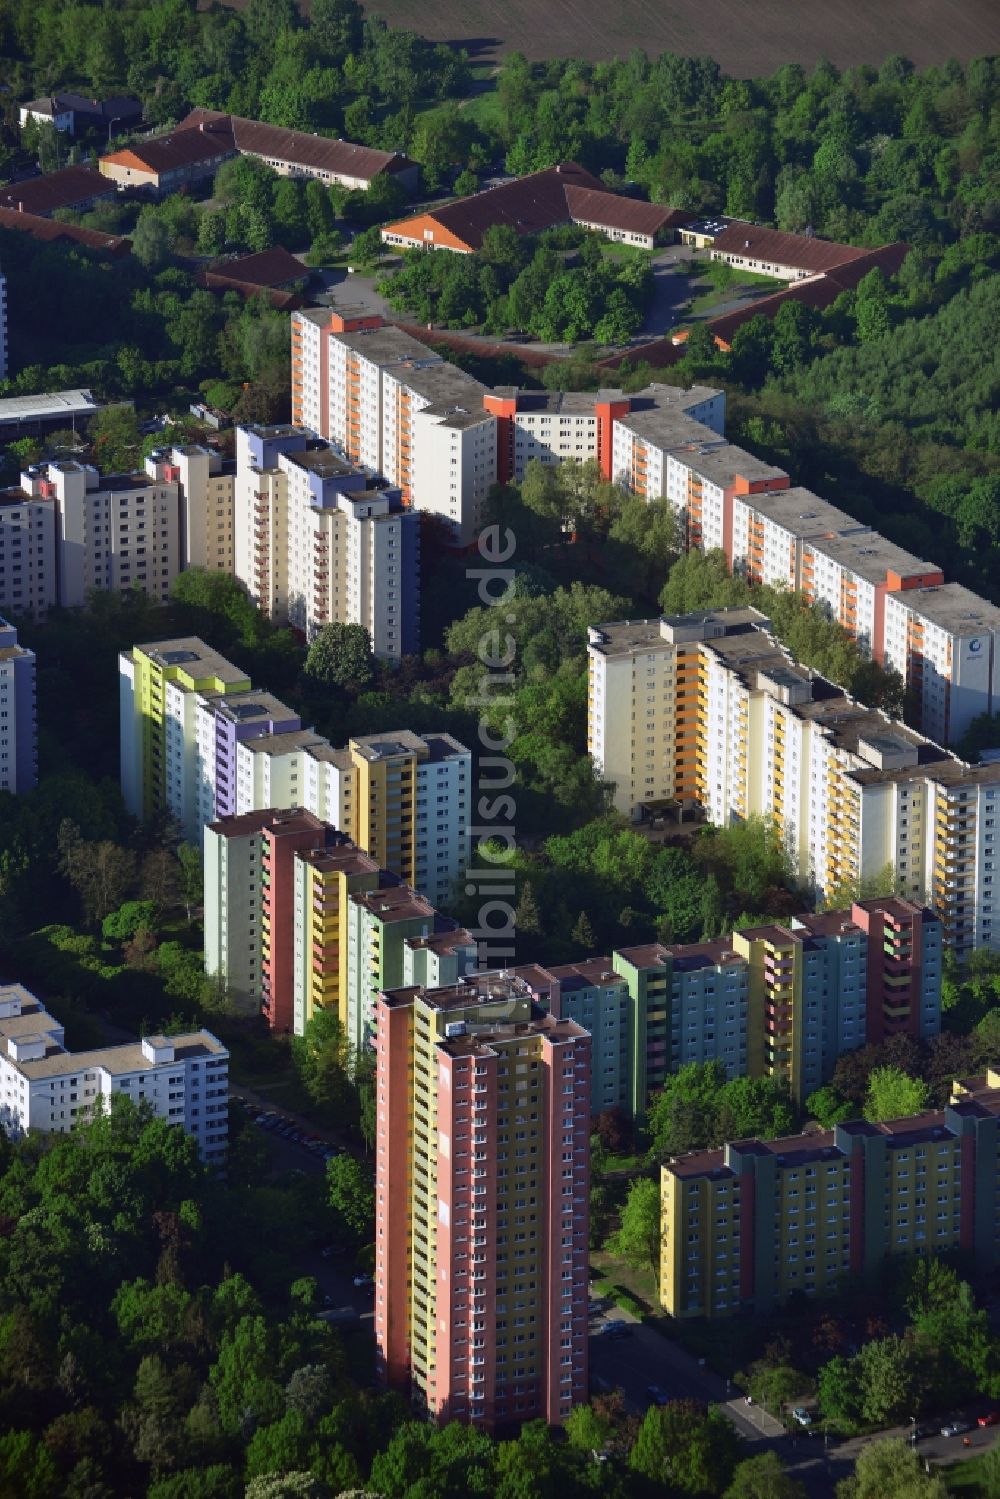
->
[[194, 688, 302, 826], [660, 1072, 1000, 1319], [292, 313, 496, 547], [0, 616, 36, 794], [234, 423, 420, 657], [374, 972, 591, 1429], [588, 610, 1000, 953], [883, 583, 1000, 747], [291, 311, 732, 546], [512, 898, 940, 1117], [120, 638, 251, 837], [234, 727, 471, 911], [0, 984, 228, 1160], [0, 446, 234, 618], [122, 640, 471, 905], [344, 885, 478, 1055], [205, 810, 476, 1036]]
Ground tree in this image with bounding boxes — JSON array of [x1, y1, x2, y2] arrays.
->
[[514, 880, 542, 937], [630, 1400, 742, 1494], [87, 406, 142, 475], [607, 1176, 660, 1273], [58, 822, 138, 925], [804, 1085, 853, 1127], [177, 844, 203, 923], [351, 226, 383, 264], [197, 212, 228, 257], [856, 1336, 919, 1426], [132, 208, 172, 272], [863, 1067, 929, 1123], [304, 623, 375, 689], [292, 1009, 358, 1123], [838, 1438, 948, 1499], [326, 1154, 374, 1245], [571, 910, 596, 950], [102, 899, 158, 942], [564, 1399, 615, 1453], [724, 1452, 806, 1499]]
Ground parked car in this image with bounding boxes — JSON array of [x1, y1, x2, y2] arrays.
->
[[602, 1320, 630, 1340], [646, 1384, 670, 1406], [941, 1419, 973, 1437], [791, 1407, 813, 1427], [353, 1273, 374, 1289], [979, 1412, 1000, 1427]]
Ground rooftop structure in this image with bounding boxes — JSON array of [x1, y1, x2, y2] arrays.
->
[[0, 984, 228, 1159]]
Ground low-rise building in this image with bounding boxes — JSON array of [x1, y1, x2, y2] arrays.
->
[[708, 222, 881, 283], [0, 164, 116, 217], [176, 109, 418, 192], [19, 92, 142, 137], [0, 984, 228, 1160], [660, 1073, 1000, 1318], [100, 126, 235, 197], [0, 616, 36, 794]]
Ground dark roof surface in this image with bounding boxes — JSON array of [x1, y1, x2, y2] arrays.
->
[[0, 206, 130, 255], [176, 109, 414, 182], [0, 165, 113, 215], [564, 185, 694, 236], [405, 161, 606, 250], [105, 128, 233, 175], [711, 222, 869, 274], [204, 246, 306, 288]]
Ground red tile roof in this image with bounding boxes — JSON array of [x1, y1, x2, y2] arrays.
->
[[176, 109, 415, 184], [0, 206, 130, 256], [104, 127, 233, 176], [202, 247, 307, 289], [0, 165, 114, 216], [564, 185, 695, 237], [710, 222, 870, 275], [393, 162, 606, 251], [707, 242, 910, 346]]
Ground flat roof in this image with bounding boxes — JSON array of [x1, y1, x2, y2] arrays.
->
[[201, 688, 298, 724], [135, 637, 249, 685], [804, 529, 940, 585], [734, 485, 866, 538], [0, 388, 98, 424], [669, 441, 789, 489], [332, 324, 440, 364], [243, 729, 330, 756], [351, 885, 436, 924], [886, 582, 1000, 636]]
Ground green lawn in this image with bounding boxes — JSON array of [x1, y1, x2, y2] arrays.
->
[[944, 1451, 996, 1493]]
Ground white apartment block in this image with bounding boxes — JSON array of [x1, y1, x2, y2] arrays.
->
[[0, 984, 228, 1160], [0, 445, 234, 618], [234, 727, 471, 910], [883, 584, 1000, 748], [234, 425, 420, 657], [728, 487, 867, 591], [0, 616, 36, 794], [800, 532, 943, 660], [163, 444, 236, 573], [587, 609, 1000, 955], [319, 320, 495, 546]]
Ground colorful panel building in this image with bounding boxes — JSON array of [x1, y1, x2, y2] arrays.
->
[[374, 972, 591, 1430], [660, 1074, 1000, 1318]]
